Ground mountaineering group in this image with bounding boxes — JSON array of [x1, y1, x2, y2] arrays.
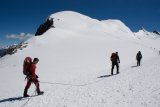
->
[[22, 51, 142, 97]]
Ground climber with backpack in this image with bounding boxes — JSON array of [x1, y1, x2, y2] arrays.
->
[[110, 52, 120, 75], [136, 51, 142, 66], [23, 57, 44, 97]]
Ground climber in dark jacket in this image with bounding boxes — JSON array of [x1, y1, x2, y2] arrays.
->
[[110, 52, 120, 75], [136, 51, 142, 66]]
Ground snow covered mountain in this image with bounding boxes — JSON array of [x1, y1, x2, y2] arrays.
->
[[135, 27, 160, 39], [0, 11, 160, 107], [134, 27, 160, 50]]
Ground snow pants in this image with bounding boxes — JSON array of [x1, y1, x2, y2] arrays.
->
[[137, 59, 141, 66], [111, 62, 119, 74], [25, 77, 40, 91]]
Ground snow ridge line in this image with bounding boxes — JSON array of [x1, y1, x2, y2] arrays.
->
[[132, 40, 159, 54]]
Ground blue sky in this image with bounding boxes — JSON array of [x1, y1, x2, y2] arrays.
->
[[0, 0, 160, 46]]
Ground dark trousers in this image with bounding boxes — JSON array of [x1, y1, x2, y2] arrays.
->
[[137, 59, 141, 66], [111, 62, 119, 74]]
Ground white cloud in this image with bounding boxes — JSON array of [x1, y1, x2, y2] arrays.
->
[[6, 33, 34, 40]]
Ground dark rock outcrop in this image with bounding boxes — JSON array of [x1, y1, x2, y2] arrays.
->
[[0, 49, 6, 57], [35, 18, 55, 36]]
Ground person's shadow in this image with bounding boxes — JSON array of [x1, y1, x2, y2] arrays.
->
[[0, 96, 26, 103], [131, 65, 138, 68], [97, 74, 118, 78]]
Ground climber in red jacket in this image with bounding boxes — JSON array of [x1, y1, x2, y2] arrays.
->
[[23, 58, 44, 97]]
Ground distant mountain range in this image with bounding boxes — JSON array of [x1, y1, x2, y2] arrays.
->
[[0, 43, 28, 57]]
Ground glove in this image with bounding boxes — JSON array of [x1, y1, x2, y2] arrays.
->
[[36, 75, 39, 78]]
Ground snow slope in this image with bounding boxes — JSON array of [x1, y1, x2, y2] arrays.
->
[[0, 11, 160, 107]]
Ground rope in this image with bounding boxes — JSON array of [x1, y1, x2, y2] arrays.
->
[[20, 91, 35, 107], [20, 80, 38, 107], [39, 78, 105, 87]]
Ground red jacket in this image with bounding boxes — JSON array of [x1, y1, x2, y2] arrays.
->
[[30, 63, 36, 79]]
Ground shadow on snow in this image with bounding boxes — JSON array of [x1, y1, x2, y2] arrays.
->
[[131, 65, 139, 67], [0, 95, 38, 103], [98, 74, 118, 78], [0, 96, 26, 103]]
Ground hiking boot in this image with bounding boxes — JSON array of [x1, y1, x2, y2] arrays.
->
[[24, 94, 30, 97], [37, 91, 44, 95], [111, 71, 113, 75], [23, 89, 30, 97], [36, 89, 44, 95]]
